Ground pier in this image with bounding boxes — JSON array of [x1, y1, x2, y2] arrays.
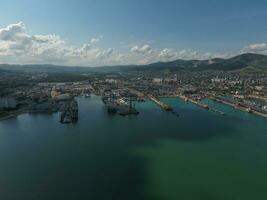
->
[[59, 99, 79, 124], [214, 97, 267, 119], [149, 95, 173, 111], [177, 95, 226, 116], [188, 99, 209, 109], [177, 95, 209, 109]]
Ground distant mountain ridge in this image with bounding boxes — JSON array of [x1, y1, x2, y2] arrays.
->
[[130, 53, 267, 72], [0, 53, 267, 73]]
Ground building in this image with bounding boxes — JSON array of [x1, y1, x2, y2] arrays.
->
[[180, 85, 196, 95], [153, 78, 163, 84], [211, 78, 225, 83], [0, 97, 17, 111]]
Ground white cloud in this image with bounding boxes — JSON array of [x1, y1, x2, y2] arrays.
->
[[95, 48, 114, 59], [0, 22, 26, 41], [0, 22, 266, 67], [131, 44, 152, 53], [159, 48, 176, 59], [90, 38, 100, 44], [90, 35, 104, 44], [158, 49, 213, 61], [0, 22, 120, 66], [241, 43, 267, 53]]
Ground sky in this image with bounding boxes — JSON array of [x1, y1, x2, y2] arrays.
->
[[0, 0, 267, 66]]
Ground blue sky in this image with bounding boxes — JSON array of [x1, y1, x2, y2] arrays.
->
[[0, 0, 267, 66]]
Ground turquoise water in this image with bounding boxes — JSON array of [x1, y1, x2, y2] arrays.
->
[[0, 96, 267, 200]]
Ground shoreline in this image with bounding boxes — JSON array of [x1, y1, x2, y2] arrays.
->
[[211, 97, 267, 119], [1, 95, 267, 122], [0, 109, 57, 121], [175, 94, 267, 119], [0, 110, 26, 121]]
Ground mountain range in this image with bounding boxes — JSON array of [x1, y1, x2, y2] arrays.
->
[[0, 53, 267, 74]]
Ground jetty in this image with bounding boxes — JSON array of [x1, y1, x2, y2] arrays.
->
[[188, 99, 209, 109], [59, 99, 78, 124], [177, 94, 226, 116], [149, 95, 173, 111], [177, 95, 208, 109], [214, 97, 267, 119]]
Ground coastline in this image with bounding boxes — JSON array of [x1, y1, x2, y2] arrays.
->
[[211, 97, 267, 119], [0, 110, 26, 121], [1, 95, 267, 122], [175, 94, 267, 119]]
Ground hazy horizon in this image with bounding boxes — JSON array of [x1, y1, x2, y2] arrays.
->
[[0, 52, 266, 69]]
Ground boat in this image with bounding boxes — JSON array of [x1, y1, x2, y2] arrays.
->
[[203, 104, 209, 109], [84, 94, 91, 98], [246, 108, 252, 113]]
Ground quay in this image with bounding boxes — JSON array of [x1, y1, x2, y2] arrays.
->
[[213, 97, 249, 113], [149, 95, 173, 111], [177, 94, 225, 116], [251, 110, 267, 119], [213, 97, 267, 119], [59, 99, 79, 124], [177, 95, 209, 109], [188, 99, 209, 109]]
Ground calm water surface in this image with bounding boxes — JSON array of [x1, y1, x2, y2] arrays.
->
[[0, 96, 267, 200]]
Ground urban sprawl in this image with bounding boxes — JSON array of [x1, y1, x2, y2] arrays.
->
[[1, 68, 267, 123]]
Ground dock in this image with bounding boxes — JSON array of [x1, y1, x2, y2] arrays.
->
[[188, 99, 209, 109], [177, 95, 209, 109], [214, 97, 267, 119], [178, 95, 189, 102], [59, 99, 78, 124], [149, 95, 173, 111], [177, 94, 226, 116]]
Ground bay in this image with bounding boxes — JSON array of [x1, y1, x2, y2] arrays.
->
[[0, 96, 267, 200]]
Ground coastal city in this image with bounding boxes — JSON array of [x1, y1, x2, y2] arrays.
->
[[2, 1, 267, 200], [1, 64, 267, 122]]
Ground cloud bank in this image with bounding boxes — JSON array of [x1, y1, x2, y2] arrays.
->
[[0, 22, 266, 66], [241, 43, 267, 54]]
